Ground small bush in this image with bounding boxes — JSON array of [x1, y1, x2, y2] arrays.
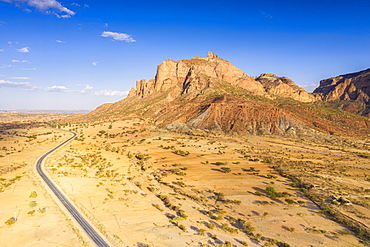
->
[[179, 224, 186, 231], [4, 218, 15, 225], [220, 167, 231, 173], [29, 191, 37, 198], [198, 228, 206, 235], [208, 222, 215, 229], [38, 208, 46, 213], [27, 210, 35, 216], [29, 201, 37, 208], [285, 199, 295, 204]]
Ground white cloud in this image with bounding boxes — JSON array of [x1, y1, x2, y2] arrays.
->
[[56, 39, 65, 43], [92, 62, 97, 66], [0, 64, 12, 69], [79, 84, 94, 93], [0, 79, 32, 89], [8, 76, 32, 80], [22, 67, 36, 70], [45, 85, 69, 92], [0, 49, 4, 52], [17, 47, 29, 53], [101, 31, 136, 43], [45, 84, 95, 94], [94, 89, 128, 97], [56, 14, 72, 18], [3, 0, 75, 17], [12, 59, 30, 63], [0, 78, 126, 97]]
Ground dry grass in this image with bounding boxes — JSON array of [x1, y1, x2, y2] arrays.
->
[[1, 118, 369, 246]]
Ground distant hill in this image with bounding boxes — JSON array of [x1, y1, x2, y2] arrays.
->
[[0, 110, 91, 114], [63, 52, 370, 138], [314, 68, 370, 117]]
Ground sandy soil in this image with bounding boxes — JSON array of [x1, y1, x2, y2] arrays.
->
[[1, 119, 368, 246], [0, 127, 83, 246], [44, 120, 365, 246]]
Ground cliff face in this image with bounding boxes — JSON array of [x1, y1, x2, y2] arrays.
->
[[313, 68, 370, 116], [314, 68, 370, 102], [64, 53, 370, 138], [128, 52, 315, 102], [256, 74, 318, 102]]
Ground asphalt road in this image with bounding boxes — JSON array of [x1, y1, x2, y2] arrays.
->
[[36, 130, 111, 247]]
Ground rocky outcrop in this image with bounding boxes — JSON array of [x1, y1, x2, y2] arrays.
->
[[64, 53, 370, 138], [314, 68, 370, 102], [128, 52, 313, 102], [257, 74, 317, 102]]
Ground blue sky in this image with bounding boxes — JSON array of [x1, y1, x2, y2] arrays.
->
[[0, 0, 369, 110]]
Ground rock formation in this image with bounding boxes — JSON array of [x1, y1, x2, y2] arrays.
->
[[313, 68, 370, 116], [63, 53, 370, 138], [314, 68, 370, 102], [257, 74, 317, 102], [128, 52, 314, 102]]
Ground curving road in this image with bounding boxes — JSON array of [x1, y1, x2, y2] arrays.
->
[[36, 130, 110, 247]]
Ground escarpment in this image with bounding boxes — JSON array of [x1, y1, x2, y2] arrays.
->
[[63, 52, 370, 138]]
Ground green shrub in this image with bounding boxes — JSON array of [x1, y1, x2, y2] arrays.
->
[[221, 167, 231, 173], [266, 186, 276, 198], [29, 201, 37, 208], [198, 228, 206, 235], [27, 210, 35, 216], [4, 218, 15, 225], [29, 191, 37, 198]]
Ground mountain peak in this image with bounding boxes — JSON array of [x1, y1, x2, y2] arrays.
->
[[128, 52, 315, 102], [63, 53, 370, 139], [207, 51, 219, 58]]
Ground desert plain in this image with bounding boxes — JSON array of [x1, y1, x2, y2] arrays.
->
[[0, 115, 369, 247]]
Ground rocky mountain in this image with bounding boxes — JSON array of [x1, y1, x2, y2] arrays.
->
[[63, 52, 370, 138], [256, 73, 318, 102], [314, 68, 370, 116], [128, 52, 317, 103]]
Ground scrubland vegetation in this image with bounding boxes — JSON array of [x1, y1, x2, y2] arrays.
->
[[1, 118, 370, 246]]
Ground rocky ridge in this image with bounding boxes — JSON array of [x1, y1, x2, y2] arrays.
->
[[314, 68, 370, 101], [314, 68, 370, 116], [63, 52, 370, 138], [128, 52, 316, 103]]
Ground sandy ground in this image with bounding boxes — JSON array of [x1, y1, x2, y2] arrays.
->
[[1, 120, 368, 246], [45, 120, 365, 246], [0, 127, 83, 246]]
